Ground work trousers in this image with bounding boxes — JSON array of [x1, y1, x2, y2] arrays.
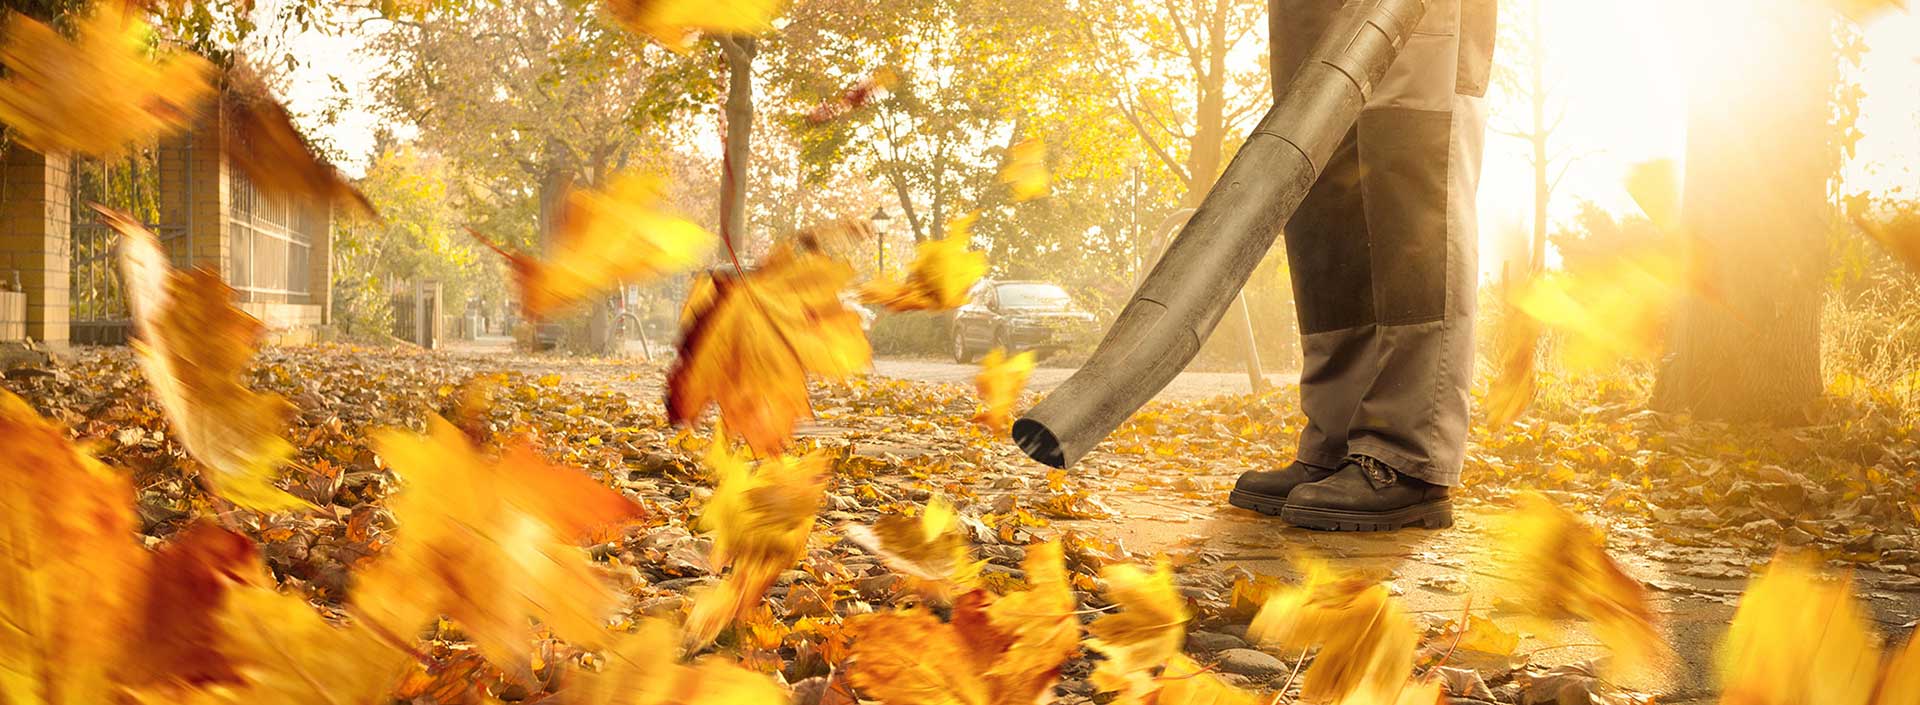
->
[[1270, 0, 1493, 486]]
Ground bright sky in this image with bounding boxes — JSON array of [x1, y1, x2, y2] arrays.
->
[[275, 0, 1920, 277]]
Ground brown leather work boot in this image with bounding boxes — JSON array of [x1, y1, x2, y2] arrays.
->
[[1280, 455, 1452, 531]]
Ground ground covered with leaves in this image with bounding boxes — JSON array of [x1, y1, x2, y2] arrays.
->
[[8, 344, 1920, 705]]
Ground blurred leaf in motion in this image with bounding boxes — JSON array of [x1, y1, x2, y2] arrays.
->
[[1155, 655, 1262, 705], [843, 495, 982, 594], [181, 586, 410, 705], [476, 171, 715, 321], [999, 138, 1050, 202], [1509, 253, 1683, 370], [1827, 0, 1908, 22], [1085, 560, 1189, 700], [1718, 555, 1880, 705], [859, 213, 989, 312], [0, 6, 211, 155], [220, 63, 377, 220], [570, 620, 789, 705], [110, 206, 307, 512], [605, 0, 784, 51], [806, 67, 899, 123], [1248, 562, 1418, 705], [845, 542, 1080, 705], [684, 440, 829, 649], [117, 522, 261, 690], [1484, 304, 1541, 427], [972, 348, 1036, 434], [1499, 494, 1668, 679], [355, 416, 647, 675], [668, 249, 871, 454], [0, 391, 147, 705]]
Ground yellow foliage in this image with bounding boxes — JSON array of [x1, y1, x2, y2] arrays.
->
[[571, 620, 790, 705], [1085, 560, 1190, 701], [170, 586, 410, 705], [972, 348, 1036, 434], [0, 6, 212, 155], [859, 213, 990, 312], [1247, 562, 1417, 705], [684, 441, 830, 649], [109, 206, 307, 512], [605, 0, 785, 51], [842, 495, 983, 594]]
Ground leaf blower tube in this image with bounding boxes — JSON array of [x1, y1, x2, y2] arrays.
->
[[1012, 0, 1429, 468]]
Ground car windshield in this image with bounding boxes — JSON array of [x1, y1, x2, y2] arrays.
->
[[997, 283, 1073, 309]]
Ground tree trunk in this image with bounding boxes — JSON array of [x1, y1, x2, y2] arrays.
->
[[718, 37, 757, 255], [1183, 2, 1229, 206], [1526, 4, 1548, 274], [1651, 1, 1831, 422]]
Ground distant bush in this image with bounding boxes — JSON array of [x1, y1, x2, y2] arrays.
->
[[869, 311, 950, 355]]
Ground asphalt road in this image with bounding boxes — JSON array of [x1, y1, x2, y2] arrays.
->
[[870, 355, 1292, 403]]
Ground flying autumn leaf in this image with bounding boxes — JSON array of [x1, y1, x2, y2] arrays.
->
[[355, 415, 647, 674], [1718, 555, 1881, 705], [1085, 560, 1190, 700], [1856, 216, 1920, 275], [1483, 305, 1540, 427], [220, 63, 377, 219], [1155, 655, 1262, 705], [0, 391, 147, 705], [605, 0, 784, 51], [1247, 562, 1419, 705], [859, 213, 989, 312], [806, 67, 900, 123], [0, 6, 212, 156], [999, 138, 1050, 202], [117, 522, 262, 690], [1879, 635, 1920, 705], [109, 206, 308, 512], [170, 585, 411, 705], [844, 542, 1080, 705], [972, 348, 1035, 434], [568, 620, 789, 705], [667, 249, 872, 455], [843, 495, 983, 594], [1497, 494, 1668, 679], [684, 440, 830, 649], [476, 171, 716, 320]]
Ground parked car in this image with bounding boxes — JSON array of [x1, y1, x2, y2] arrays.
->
[[950, 280, 1100, 362]]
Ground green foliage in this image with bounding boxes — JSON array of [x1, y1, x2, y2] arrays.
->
[[333, 147, 496, 337], [868, 311, 950, 355]]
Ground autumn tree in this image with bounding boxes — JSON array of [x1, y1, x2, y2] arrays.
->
[[1650, 0, 1836, 421], [1489, 0, 1581, 280]]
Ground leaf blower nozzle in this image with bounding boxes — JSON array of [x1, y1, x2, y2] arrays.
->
[[1012, 0, 1430, 469]]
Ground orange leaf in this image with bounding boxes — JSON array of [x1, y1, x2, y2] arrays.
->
[[1247, 562, 1419, 705], [478, 171, 715, 320], [108, 206, 307, 512], [118, 522, 262, 689], [859, 213, 989, 312], [0, 391, 148, 705], [1498, 494, 1669, 679], [971, 348, 1035, 434], [843, 496, 983, 597], [684, 440, 829, 649], [0, 6, 212, 155], [571, 620, 789, 705], [1719, 555, 1879, 705], [667, 249, 871, 455], [1085, 560, 1189, 701], [356, 416, 646, 674]]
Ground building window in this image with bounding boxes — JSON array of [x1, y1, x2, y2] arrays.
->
[[229, 171, 315, 299]]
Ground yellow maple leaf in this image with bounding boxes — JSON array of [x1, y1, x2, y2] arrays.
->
[[0, 6, 212, 156], [158, 586, 410, 705], [1247, 562, 1418, 705], [355, 416, 647, 674], [999, 138, 1050, 202], [683, 440, 829, 649], [108, 206, 307, 512], [843, 496, 982, 594], [0, 391, 148, 705], [846, 608, 993, 705], [1497, 494, 1669, 679], [667, 249, 872, 455], [1085, 560, 1190, 701], [979, 542, 1082, 697], [604, 0, 785, 51], [859, 213, 990, 312], [570, 620, 789, 705], [972, 348, 1035, 434], [478, 171, 715, 320], [1719, 555, 1881, 705]]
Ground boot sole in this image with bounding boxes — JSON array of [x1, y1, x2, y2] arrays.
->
[[1280, 499, 1454, 532], [1227, 489, 1287, 516]]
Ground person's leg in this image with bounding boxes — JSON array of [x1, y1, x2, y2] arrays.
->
[[1229, 0, 1371, 514], [1282, 0, 1489, 530]]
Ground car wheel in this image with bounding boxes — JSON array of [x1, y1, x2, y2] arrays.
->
[[952, 328, 974, 363]]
